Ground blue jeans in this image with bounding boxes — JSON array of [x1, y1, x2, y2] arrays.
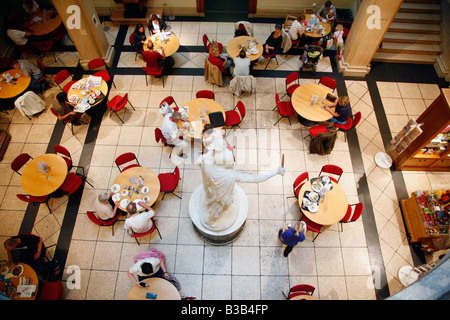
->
[[329, 117, 347, 125], [29, 71, 44, 90]]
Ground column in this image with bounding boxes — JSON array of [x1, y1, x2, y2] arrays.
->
[[338, 0, 403, 77], [51, 0, 115, 69]]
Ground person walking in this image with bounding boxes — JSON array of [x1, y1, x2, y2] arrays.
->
[[278, 221, 306, 257]]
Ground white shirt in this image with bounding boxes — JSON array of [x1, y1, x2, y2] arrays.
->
[[152, 21, 160, 33], [93, 198, 114, 220], [334, 31, 344, 43], [162, 113, 179, 142], [129, 257, 160, 278], [124, 209, 154, 233], [7, 29, 28, 45], [288, 20, 304, 40], [232, 57, 250, 76]]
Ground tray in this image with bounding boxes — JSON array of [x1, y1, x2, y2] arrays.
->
[[301, 191, 319, 213]]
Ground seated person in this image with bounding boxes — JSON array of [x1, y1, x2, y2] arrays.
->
[[93, 191, 121, 221], [123, 202, 155, 234], [208, 43, 232, 74], [148, 14, 166, 35], [143, 40, 174, 73], [234, 23, 249, 37], [263, 23, 283, 56], [317, 1, 336, 19], [23, 0, 41, 15], [162, 111, 189, 159], [11, 59, 46, 91], [52, 91, 80, 123], [231, 49, 251, 77], [6, 19, 33, 47], [127, 252, 170, 287], [133, 23, 147, 52], [4, 234, 60, 276], [323, 95, 351, 126], [288, 15, 307, 47]]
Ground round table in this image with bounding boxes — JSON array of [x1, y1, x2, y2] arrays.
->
[[26, 11, 62, 37], [177, 98, 225, 140], [226, 36, 263, 61], [21, 154, 68, 197], [291, 83, 335, 127], [126, 277, 181, 300], [0, 70, 31, 100], [0, 263, 39, 300], [298, 181, 348, 225], [143, 32, 180, 57], [112, 167, 160, 212], [67, 76, 109, 111], [289, 294, 320, 300], [304, 14, 332, 38]]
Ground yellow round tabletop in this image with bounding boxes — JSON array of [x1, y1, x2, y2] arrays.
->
[[291, 83, 335, 123], [143, 32, 180, 57], [298, 180, 348, 225], [67, 76, 109, 109], [26, 12, 62, 36], [0, 70, 31, 100], [0, 263, 39, 300], [21, 154, 68, 197], [112, 167, 160, 211], [226, 36, 263, 61], [304, 14, 332, 38], [177, 98, 225, 140], [289, 294, 320, 300], [126, 277, 181, 300]]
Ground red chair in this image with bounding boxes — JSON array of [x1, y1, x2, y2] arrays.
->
[[54, 69, 76, 93], [107, 93, 135, 123], [129, 33, 144, 60], [29, 40, 58, 63], [160, 96, 179, 112], [35, 59, 51, 89], [225, 101, 245, 130], [279, 72, 300, 100], [17, 194, 52, 213], [203, 34, 223, 53], [300, 214, 323, 242], [274, 93, 295, 126], [155, 128, 181, 159], [334, 117, 353, 142], [88, 58, 116, 88], [115, 152, 141, 172], [339, 203, 363, 232], [351, 111, 362, 128], [38, 280, 63, 300], [319, 76, 337, 92], [196, 90, 215, 100], [319, 164, 343, 183], [87, 211, 122, 236], [283, 284, 316, 299], [59, 173, 83, 194], [50, 107, 84, 134], [54, 145, 93, 188], [11, 153, 33, 175], [158, 166, 182, 200], [143, 66, 165, 87], [131, 217, 162, 245], [287, 172, 309, 199], [305, 125, 328, 140], [262, 51, 278, 70]]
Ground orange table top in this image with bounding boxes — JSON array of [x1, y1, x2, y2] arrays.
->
[[26, 11, 62, 36], [126, 277, 181, 300], [226, 36, 263, 61], [0, 70, 31, 100], [21, 154, 68, 197], [143, 32, 180, 57], [0, 263, 39, 300], [291, 83, 335, 122], [304, 14, 332, 38], [67, 76, 109, 110]]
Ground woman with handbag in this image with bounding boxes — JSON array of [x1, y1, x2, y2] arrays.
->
[[332, 24, 345, 60]]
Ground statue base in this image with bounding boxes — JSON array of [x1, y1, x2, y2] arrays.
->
[[189, 184, 248, 245]]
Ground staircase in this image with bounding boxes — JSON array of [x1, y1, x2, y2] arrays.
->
[[372, 0, 442, 64]]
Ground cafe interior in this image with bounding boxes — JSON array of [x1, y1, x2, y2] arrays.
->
[[0, 0, 449, 301]]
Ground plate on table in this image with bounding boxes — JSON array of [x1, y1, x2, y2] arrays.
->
[[120, 199, 130, 208], [133, 199, 143, 211], [111, 184, 120, 193], [182, 122, 190, 128], [121, 189, 129, 196], [308, 191, 319, 202], [308, 202, 318, 213], [68, 94, 78, 103], [141, 186, 149, 194], [12, 264, 24, 277], [306, 28, 312, 32], [302, 198, 312, 207], [322, 19, 327, 23], [190, 127, 197, 134], [112, 193, 121, 202], [311, 180, 323, 193], [1, 266, 9, 275], [71, 83, 80, 90], [143, 196, 150, 203]]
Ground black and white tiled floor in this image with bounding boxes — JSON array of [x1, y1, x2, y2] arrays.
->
[[0, 19, 448, 300]]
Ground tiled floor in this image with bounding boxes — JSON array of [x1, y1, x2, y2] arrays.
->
[[0, 20, 448, 300]]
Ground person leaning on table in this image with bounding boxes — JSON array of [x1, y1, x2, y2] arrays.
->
[[52, 91, 80, 123], [127, 254, 170, 287], [161, 111, 189, 159], [93, 191, 122, 221], [124, 201, 155, 234], [322, 95, 351, 126]]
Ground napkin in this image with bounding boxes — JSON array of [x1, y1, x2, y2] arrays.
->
[[38, 161, 49, 174], [87, 75, 102, 87]]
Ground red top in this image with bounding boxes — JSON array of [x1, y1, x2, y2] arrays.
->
[[143, 51, 164, 69], [208, 53, 226, 73]]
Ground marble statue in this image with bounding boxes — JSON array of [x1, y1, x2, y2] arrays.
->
[[197, 128, 285, 229]]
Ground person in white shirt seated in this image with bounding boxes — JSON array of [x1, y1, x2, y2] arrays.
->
[[11, 59, 46, 91], [93, 191, 120, 221], [288, 14, 307, 48], [127, 255, 170, 287], [231, 49, 251, 77], [161, 111, 189, 159], [148, 14, 167, 35], [124, 202, 155, 234]]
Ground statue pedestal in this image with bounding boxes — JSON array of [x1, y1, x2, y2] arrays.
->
[[189, 184, 248, 245]]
